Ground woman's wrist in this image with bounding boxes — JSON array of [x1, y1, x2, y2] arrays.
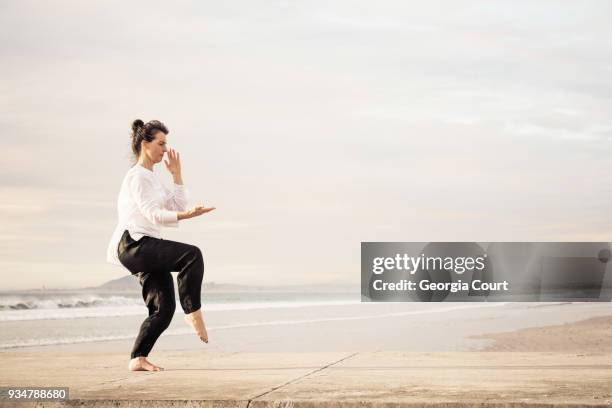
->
[[172, 173, 183, 185]]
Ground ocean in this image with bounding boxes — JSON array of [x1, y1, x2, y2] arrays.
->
[[0, 290, 360, 321], [2, 290, 610, 354], [0, 290, 360, 350]]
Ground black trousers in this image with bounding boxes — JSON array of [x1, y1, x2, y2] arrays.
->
[[117, 229, 204, 358]]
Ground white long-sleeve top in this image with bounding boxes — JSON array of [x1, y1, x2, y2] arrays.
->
[[106, 164, 190, 266]]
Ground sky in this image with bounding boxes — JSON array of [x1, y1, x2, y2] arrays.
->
[[1, 1, 612, 290]]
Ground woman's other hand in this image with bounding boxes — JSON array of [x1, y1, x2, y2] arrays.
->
[[178, 205, 216, 220]]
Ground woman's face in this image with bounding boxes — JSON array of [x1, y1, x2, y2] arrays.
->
[[142, 131, 169, 163]]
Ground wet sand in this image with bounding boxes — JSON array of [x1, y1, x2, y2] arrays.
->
[[470, 314, 612, 353]]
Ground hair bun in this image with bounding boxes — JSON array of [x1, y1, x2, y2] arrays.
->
[[132, 119, 144, 132]]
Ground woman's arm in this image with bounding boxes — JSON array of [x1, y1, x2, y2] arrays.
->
[[162, 179, 189, 212], [163, 149, 189, 211], [129, 173, 178, 227]]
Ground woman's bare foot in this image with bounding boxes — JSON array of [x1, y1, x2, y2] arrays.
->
[[128, 356, 164, 371], [184, 309, 209, 343]]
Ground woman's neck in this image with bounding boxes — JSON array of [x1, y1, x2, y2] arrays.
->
[[137, 157, 154, 171]]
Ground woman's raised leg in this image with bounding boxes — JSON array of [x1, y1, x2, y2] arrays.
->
[[146, 237, 208, 342]]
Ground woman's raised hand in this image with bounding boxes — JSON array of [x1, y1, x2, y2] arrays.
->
[[164, 148, 182, 176]]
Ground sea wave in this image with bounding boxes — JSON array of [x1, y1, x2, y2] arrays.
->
[[0, 297, 362, 321], [0, 295, 141, 311]]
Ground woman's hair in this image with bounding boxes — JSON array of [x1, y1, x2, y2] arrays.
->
[[130, 119, 169, 163]]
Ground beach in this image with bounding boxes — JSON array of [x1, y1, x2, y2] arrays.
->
[[1, 297, 612, 406], [1, 350, 611, 407]]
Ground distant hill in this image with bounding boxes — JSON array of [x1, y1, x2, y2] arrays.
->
[[92, 275, 140, 291]]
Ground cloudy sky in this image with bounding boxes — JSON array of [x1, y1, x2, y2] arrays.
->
[[1, 1, 612, 290]]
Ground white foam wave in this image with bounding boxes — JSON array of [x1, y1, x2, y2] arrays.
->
[[0, 299, 362, 321]]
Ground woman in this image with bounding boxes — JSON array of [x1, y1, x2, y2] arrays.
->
[[106, 119, 215, 372]]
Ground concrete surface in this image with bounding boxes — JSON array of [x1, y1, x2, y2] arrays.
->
[[1, 351, 611, 407]]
